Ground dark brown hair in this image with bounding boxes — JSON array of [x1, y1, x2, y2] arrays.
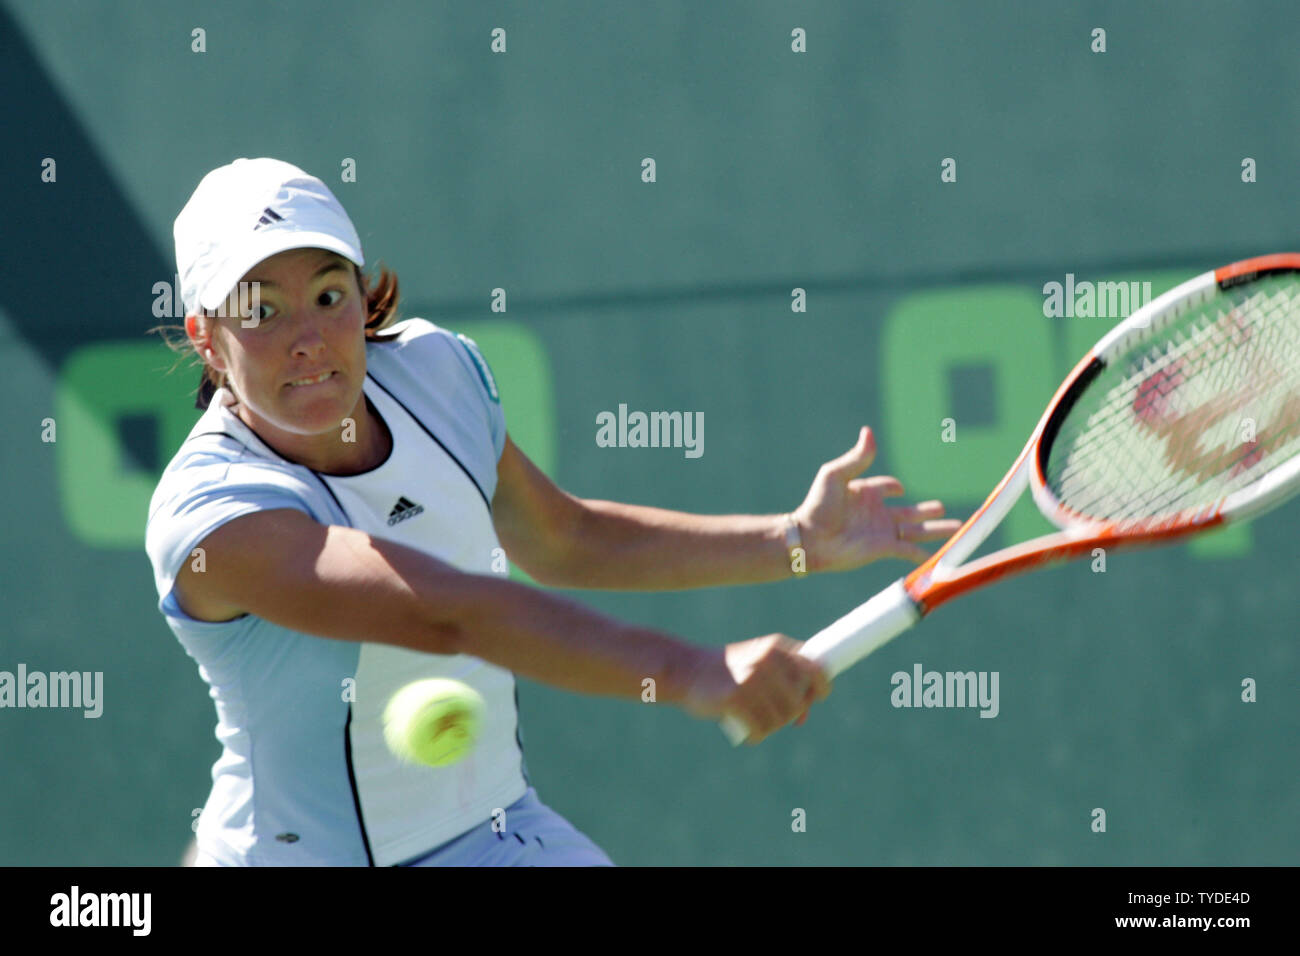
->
[[150, 260, 400, 410]]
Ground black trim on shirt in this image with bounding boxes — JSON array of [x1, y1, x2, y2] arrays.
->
[[362, 370, 493, 513], [302, 467, 348, 520], [513, 681, 530, 787], [343, 704, 377, 867]]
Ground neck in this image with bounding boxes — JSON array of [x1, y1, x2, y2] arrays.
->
[[229, 392, 391, 475]]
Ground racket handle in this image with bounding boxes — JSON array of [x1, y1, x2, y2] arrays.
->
[[721, 578, 920, 745], [801, 578, 921, 678]]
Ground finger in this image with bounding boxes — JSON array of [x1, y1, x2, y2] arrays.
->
[[890, 500, 947, 521], [823, 426, 877, 481], [816, 670, 832, 702], [769, 656, 813, 722], [769, 638, 824, 712], [792, 675, 824, 728], [748, 652, 812, 733], [794, 684, 814, 726], [739, 697, 782, 745], [901, 518, 963, 540], [800, 659, 832, 703], [752, 649, 805, 734], [850, 475, 905, 498]]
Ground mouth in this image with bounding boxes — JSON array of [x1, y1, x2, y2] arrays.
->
[[286, 370, 337, 388]]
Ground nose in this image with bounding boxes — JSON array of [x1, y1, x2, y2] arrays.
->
[[291, 329, 327, 358], [290, 305, 331, 355]]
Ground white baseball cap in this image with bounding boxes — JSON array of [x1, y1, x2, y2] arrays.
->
[[174, 157, 364, 316]]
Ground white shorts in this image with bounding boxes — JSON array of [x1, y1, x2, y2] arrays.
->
[[400, 786, 614, 866], [190, 787, 613, 867]]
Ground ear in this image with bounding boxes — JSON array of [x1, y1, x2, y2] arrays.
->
[[186, 313, 228, 372]]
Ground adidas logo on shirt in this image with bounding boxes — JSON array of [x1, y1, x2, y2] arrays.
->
[[387, 496, 425, 526]]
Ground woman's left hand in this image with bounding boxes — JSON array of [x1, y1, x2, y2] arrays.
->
[[792, 426, 963, 572]]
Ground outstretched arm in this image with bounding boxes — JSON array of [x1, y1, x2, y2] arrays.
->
[[492, 426, 961, 590], [172, 508, 829, 743]]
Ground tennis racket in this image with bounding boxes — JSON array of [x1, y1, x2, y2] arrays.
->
[[723, 252, 1300, 744]]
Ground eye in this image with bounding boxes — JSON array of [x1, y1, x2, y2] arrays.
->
[[319, 288, 344, 307], [238, 299, 275, 324]]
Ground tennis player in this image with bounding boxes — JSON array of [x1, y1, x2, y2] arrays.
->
[[146, 158, 959, 866]]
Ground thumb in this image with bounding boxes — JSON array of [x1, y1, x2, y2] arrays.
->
[[824, 426, 877, 480]]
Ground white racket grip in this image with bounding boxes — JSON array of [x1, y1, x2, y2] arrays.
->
[[721, 579, 920, 745], [799, 579, 920, 678]]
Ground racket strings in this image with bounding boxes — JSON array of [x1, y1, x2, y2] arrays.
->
[[1089, 289, 1297, 514], [1058, 290, 1297, 519], [1045, 275, 1300, 524]]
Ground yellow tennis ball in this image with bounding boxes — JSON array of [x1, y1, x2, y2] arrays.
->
[[383, 678, 484, 767]]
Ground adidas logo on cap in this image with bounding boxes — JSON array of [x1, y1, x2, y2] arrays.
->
[[253, 207, 285, 230]]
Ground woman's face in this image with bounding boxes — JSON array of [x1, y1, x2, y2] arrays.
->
[[187, 247, 369, 458]]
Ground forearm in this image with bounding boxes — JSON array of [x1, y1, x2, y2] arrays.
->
[[191, 510, 818, 736], [434, 569, 708, 703], [541, 500, 795, 590], [247, 515, 710, 703]]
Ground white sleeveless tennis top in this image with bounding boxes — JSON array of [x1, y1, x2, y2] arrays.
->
[[145, 318, 529, 865]]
